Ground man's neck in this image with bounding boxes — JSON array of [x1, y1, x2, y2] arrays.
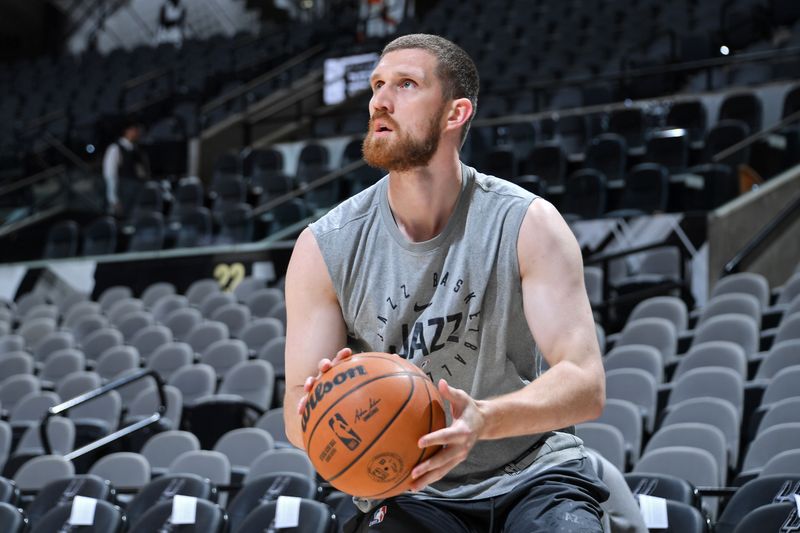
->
[[386, 149, 463, 243]]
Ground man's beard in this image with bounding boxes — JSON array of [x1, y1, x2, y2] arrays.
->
[[362, 106, 445, 172]]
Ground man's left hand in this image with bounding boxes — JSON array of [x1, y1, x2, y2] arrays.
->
[[410, 379, 486, 491]]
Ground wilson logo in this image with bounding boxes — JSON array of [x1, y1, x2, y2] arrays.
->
[[301, 365, 367, 432]]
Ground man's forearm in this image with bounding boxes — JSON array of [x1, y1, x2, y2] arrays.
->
[[476, 360, 604, 441], [283, 386, 307, 449]]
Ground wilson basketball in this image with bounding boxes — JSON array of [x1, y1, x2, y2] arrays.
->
[[302, 352, 446, 499]]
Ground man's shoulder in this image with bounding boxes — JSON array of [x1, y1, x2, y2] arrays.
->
[[470, 167, 537, 204], [309, 176, 386, 239]]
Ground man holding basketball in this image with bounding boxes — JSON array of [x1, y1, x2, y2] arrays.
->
[[284, 34, 609, 531]]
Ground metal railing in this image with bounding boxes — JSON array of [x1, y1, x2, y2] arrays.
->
[[722, 190, 800, 276], [41, 369, 167, 460]]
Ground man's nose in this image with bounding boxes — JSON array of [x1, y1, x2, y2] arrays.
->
[[370, 87, 394, 114]]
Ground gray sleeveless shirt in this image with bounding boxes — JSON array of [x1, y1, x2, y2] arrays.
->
[[309, 164, 585, 500]]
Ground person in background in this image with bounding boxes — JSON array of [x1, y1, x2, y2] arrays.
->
[[103, 119, 150, 218], [157, 0, 187, 47]]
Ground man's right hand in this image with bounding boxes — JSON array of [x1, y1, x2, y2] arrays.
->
[[296, 347, 354, 415]]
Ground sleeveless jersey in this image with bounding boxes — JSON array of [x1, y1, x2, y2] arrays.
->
[[309, 163, 585, 500]]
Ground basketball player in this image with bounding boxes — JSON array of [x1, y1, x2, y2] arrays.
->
[[284, 34, 610, 531]]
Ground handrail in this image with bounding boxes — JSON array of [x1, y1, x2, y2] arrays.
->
[[201, 43, 326, 114], [722, 190, 800, 276], [41, 368, 167, 459], [712, 110, 800, 163], [0, 165, 66, 197], [252, 158, 364, 217]]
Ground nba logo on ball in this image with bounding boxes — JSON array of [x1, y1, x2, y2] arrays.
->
[[302, 353, 446, 498]]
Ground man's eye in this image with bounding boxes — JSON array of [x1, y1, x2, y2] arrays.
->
[[402, 81, 415, 88], [373, 81, 384, 90]]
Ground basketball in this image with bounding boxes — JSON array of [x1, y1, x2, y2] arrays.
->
[[301, 352, 446, 499]]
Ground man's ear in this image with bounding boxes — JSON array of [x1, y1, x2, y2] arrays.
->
[[445, 98, 473, 134]]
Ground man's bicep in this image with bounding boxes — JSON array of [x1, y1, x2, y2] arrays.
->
[[284, 229, 348, 391], [518, 201, 599, 366]]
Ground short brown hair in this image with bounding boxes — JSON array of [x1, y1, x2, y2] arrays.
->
[[382, 34, 479, 147]]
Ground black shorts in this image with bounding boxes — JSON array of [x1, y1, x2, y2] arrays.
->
[[344, 457, 610, 533]]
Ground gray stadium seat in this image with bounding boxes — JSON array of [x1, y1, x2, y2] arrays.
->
[[227, 472, 317, 533], [97, 286, 133, 313], [186, 321, 229, 354], [756, 397, 800, 436], [107, 297, 145, 326], [199, 292, 236, 319], [255, 408, 291, 448], [63, 301, 101, 331], [247, 448, 315, 482], [32, 331, 75, 365], [672, 341, 747, 381], [690, 314, 759, 358], [710, 273, 769, 310], [603, 345, 664, 383], [8, 392, 60, 438], [200, 339, 248, 379], [168, 364, 217, 407], [70, 314, 109, 345], [131, 324, 173, 362], [258, 336, 286, 378], [128, 498, 225, 533], [661, 397, 741, 469], [56, 371, 101, 401], [88, 451, 151, 492], [13, 455, 75, 492], [210, 303, 251, 338], [614, 318, 677, 366], [576, 422, 626, 472], [163, 307, 203, 341], [81, 327, 123, 362], [0, 374, 39, 416], [667, 367, 744, 419], [213, 428, 274, 484], [185, 278, 221, 307], [151, 294, 189, 323], [634, 446, 719, 518], [141, 430, 201, 478], [30, 500, 123, 533], [148, 342, 194, 382], [732, 502, 796, 533], [17, 317, 57, 352], [773, 312, 800, 345], [738, 423, 800, 482], [759, 449, 800, 477], [627, 296, 688, 333], [141, 282, 176, 309], [644, 423, 728, 486], [235, 498, 333, 533], [125, 384, 183, 431], [239, 318, 284, 353], [39, 349, 85, 389], [0, 502, 24, 533], [116, 310, 154, 341], [95, 345, 140, 382], [0, 352, 34, 380], [754, 339, 800, 380], [605, 368, 658, 433], [593, 399, 642, 468], [243, 288, 284, 318], [695, 293, 761, 328], [760, 365, 800, 407]]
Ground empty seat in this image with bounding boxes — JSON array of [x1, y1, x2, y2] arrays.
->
[[760, 449, 800, 477], [772, 312, 800, 345], [95, 346, 139, 382], [756, 397, 800, 436], [738, 423, 800, 481], [695, 293, 761, 330], [754, 339, 800, 380], [131, 324, 173, 361], [732, 502, 796, 533], [227, 472, 317, 533], [128, 498, 225, 533], [185, 279, 221, 307], [200, 339, 248, 379], [593, 399, 642, 468], [661, 397, 741, 469], [168, 364, 216, 407], [666, 100, 707, 147], [603, 345, 663, 383], [82, 216, 117, 256], [30, 499, 122, 533], [690, 314, 759, 359], [644, 423, 728, 486], [151, 294, 189, 323], [240, 318, 283, 353], [716, 474, 800, 533], [43, 220, 79, 259], [116, 310, 154, 341], [255, 408, 290, 448], [148, 342, 193, 382], [213, 427, 274, 483], [523, 142, 567, 193], [186, 321, 229, 354], [199, 292, 236, 319], [248, 448, 316, 481], [210, 303, 251, 338], [606, 368, 658, 433], [614, 317, 677, 367], [24, 474, 111, 526], [668, 367, 744, 419], [0, 374, 39, 417], [39, 349, 85, 389], [235, 499, 334, 533], [13, 455, 75, 492], [124, 474, 214, 530], [163, 307, 203, 340], [88, 451, 151, 492], [8, 392, 60, 439], [0, 353, 33, 381], [672, 341, 747, 381], [609, 163, 670, 216], [124, 384, 183, 431], [242, 288, 283, 317], [563, 169, 607, 220], [575, 423, 626, 471], [626, 296, 688, 334], [0, 502, 24, 533], [645, 128, 689, 174], [169, 450, 231, 488], [17, 317, 57, 352], [107, 297, 145, 325], [176, 206, 214, 248], [141, 430, 201, 478], [704, 120, 750, 168], [634, 446, 719, 518], [97, 286, 133, 313], [128, 212, 166, 252], [217, 203, 254, 244], [719, 92, 763, 133], [141, 282, 176, 309], [608, 108, 646, 154], [81, 327, 123, 362]]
